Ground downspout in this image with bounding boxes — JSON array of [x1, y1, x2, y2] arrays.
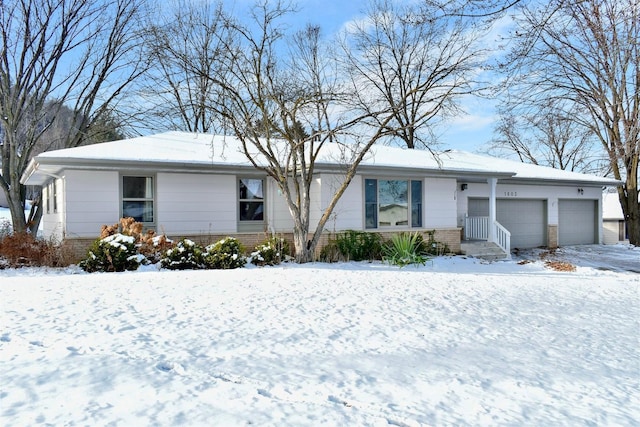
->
[[488, 177, 497, 243], [268, 177, 275, 235]]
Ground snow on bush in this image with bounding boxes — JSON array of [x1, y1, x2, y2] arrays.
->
[[204, 237, 246, 269], [250, 236, 291, 266], [160, 239, 206, 270], [79, 233, 144, 273]]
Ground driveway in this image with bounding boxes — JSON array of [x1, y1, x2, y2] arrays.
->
[[516, 244, 640, 273]]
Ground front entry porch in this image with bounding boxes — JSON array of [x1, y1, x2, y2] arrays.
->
[[462, 216, 511, 260], [460, 177, 511, 260]]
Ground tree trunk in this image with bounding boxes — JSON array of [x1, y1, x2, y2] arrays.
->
[[292, 226, 314, 263], [6, 184, 28, 234], [621, 176, 639, 246], [27, 195, 43, 236]]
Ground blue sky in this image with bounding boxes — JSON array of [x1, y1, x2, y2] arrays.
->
[[222, 0, 501, 153]]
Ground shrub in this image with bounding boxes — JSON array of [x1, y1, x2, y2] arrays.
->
[[160, 239, 206, 270], [318, 241, 341, 263], [139, 233, 174, 264], [250, 236, 291, 266], [383, 232, 429, 267], [332, 230, 384, 262], [79, 233, 143, 272], [204, 237, 246, 269], [100, 217, 172, 263], [423, 229, 450, 256], [0, 232, 70, 268]]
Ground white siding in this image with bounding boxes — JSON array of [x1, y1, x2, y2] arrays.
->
[[157, 173, 236, 235], [266, 177, 294, 233], [41, 178, 65, 242], [64, 170, 120, 238], [603, 220, 626, 244], [317, 174, 363, 232], [424, 177, 458, 228]]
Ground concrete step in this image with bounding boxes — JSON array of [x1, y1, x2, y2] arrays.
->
[[460, 241, 510, 261]]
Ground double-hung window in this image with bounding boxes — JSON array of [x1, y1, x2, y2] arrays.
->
[[122, 176, 154, 223], [52, 180, 58, 213], [44, 184, 50, 214], [44, 180, 58, 214], [365, 178, 422, 229], [239, 178, 264, 229]]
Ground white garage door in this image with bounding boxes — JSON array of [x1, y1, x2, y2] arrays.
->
[[468, 198, 547, 249], [559, 200, 597, 245], [497, 200, 547, 249]]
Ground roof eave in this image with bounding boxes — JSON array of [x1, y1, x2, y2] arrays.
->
[[21, 157, 262, 186], [498, 177, 622, 187], [315, 162, 517, 180]]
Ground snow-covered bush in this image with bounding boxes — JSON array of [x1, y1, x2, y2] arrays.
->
[[139, 234, 173, 264], [160, 239, 206, 270], [204, 237, 246, 269], [79, 233, 144, 272], [250, 236, 291, 266]]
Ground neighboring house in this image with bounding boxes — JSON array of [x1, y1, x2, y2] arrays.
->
[[602, 191, 628, 244], [20, 131, 620, 258]]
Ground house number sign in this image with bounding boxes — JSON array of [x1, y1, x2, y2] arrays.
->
[[504, 191, 518, 197]]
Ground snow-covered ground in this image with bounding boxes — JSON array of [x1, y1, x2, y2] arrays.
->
[[1, 244, 639, 426]]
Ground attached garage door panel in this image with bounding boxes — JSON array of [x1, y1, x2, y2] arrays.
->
[[559, 200, 597, 245], [497, 200, 546, 249], [468, 198, 546, 249]]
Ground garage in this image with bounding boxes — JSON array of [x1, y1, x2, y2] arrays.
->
[[558, 199, 597, 245], [468, 198, 547, 249]]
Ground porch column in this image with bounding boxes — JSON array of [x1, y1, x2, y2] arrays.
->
[[488, 177, 497, 242]]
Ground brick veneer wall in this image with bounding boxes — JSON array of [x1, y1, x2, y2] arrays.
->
[[64, 227, 463, 263]]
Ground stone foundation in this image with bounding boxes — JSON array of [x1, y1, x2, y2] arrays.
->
[[547, 225, 558, 249]]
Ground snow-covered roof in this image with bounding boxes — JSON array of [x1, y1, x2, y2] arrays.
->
[[21, 131, 620, 187]]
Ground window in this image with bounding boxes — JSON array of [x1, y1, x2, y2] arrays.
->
[[411, 180, 422, 227], [365, 178, 422, 229], [45, 180, 57, 214], [52, 180, 57, 213], [239, 178, 264, 222], [44, 185, 49, 214], [122, 176, 154, 223]]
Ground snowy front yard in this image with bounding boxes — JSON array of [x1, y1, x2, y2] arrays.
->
[[1, 251, 639, 426]]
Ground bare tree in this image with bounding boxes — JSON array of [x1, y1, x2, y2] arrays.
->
[[142, 0, 230, 133], [424, 0, 524, 18], [0, 0, 148, 234], [27, 101, 125, 155], [499, 0, 639, 245], [339, 0, 488, 150], [199, 1, 404, 262], [490, 102, 608, 174]]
